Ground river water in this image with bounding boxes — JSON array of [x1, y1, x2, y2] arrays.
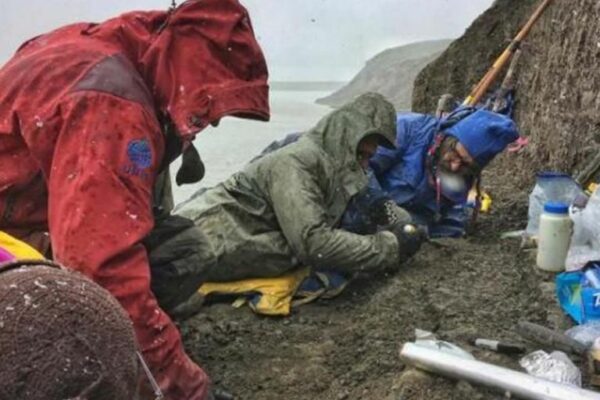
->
[[170, 90, 332, 204]]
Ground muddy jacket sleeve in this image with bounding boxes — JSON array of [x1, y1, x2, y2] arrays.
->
[[47, 92, 210, 400], [266, 158, 399, 272]]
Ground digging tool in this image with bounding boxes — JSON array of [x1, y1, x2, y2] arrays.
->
[[515, 321, 588, 356], [463, 0, 553, 106], [472, 338, 526, 355], [492, 49, 521, 113]]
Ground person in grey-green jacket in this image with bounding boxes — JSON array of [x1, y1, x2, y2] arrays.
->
[[169, 93, 426, 288]]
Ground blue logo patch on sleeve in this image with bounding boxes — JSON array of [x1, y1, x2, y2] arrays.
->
[[127, 139, 152, 169], [123, 139, 153, 180]]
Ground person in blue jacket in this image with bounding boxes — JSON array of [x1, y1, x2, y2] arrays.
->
[[365, 107, 520, 236], [251, 105, 519, 238]]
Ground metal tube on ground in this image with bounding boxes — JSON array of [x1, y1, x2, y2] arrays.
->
[[400, 343, 600, 400]]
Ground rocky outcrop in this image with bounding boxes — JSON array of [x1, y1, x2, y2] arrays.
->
[[316, 39, 452, 111], [413, 0, 600, 187]]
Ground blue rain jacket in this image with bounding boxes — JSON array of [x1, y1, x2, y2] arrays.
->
[[369, 112, 442, 218]]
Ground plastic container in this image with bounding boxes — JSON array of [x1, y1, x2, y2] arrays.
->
[[526, 172, 584, 237], [536, 202, 573, 272]]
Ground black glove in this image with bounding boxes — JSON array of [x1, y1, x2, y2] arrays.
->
[[387, 223, 428, 260], [176, 145, 205, 186], [369, 198, 413, 226]]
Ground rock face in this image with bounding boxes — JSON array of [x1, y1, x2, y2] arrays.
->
[[413, 0, 600, 187], [316, 39, 452, 111]]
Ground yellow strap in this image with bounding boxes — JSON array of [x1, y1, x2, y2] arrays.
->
[[0, 231, 44, 260]]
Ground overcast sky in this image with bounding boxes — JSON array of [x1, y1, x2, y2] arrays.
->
[[0, 0, 494, 81]]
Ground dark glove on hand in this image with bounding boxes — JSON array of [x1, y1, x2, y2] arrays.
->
[[369, 198, 412, 226], [388, 223, 428, 260]]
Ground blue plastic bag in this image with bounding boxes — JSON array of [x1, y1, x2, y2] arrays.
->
[[556, 263, 600, 324]]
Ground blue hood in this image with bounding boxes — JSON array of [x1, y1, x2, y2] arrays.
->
[[445, 109, 519, 167]]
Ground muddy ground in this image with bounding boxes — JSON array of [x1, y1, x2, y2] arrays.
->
[[177, 0, 600, 397], [179, 167, 582, 400]]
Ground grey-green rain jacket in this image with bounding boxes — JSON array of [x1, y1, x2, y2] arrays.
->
[[175, 93, 400, 282]]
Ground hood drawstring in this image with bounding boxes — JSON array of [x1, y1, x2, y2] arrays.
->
[[471, 174, 482, 226], [426, 133, 445, 220], [435, 176, 442, 220]]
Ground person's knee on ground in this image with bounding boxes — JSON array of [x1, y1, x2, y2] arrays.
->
[[144, 212, 199, 312], [145, 212, 216, 318], [0, 262, 140, 400]]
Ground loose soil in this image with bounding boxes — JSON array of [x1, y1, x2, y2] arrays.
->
[[180, 170, 579, 400]]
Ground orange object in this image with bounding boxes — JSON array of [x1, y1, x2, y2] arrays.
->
[[463, 0, 553, 106]]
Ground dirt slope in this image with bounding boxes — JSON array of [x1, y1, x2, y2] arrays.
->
[[317, 40, 452, 111]]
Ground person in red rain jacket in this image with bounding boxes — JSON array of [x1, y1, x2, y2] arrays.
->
[[0, 0, 270, 398]]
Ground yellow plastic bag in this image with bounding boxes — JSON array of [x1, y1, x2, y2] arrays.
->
[[468, 189, 493, 213]]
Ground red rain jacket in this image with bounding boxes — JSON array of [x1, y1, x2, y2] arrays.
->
[[0, 0, 269, 399]]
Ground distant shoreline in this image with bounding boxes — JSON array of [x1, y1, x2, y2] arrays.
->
[[270, 81, 345, 92]]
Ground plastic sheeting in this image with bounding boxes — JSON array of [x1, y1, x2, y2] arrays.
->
[[566, 188, 600, 270], [520, 350, 582, 387], [525, 172, 584, 237]]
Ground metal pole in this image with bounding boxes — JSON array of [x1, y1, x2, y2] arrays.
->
[[137, 351, 165, 400], [400, 343, 600, 400]]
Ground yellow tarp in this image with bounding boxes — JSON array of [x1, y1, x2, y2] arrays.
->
[[199, 267, 310, 316]]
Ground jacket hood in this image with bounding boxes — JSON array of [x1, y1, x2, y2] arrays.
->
[[307, 92, 396, 170], [88, 0, 270, 140], [445, 109, 519, 168]]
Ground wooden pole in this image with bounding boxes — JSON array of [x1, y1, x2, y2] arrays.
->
[[463, 0, 553, 106]]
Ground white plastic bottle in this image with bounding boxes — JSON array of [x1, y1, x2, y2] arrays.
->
[[536, 202, 573, 272]]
